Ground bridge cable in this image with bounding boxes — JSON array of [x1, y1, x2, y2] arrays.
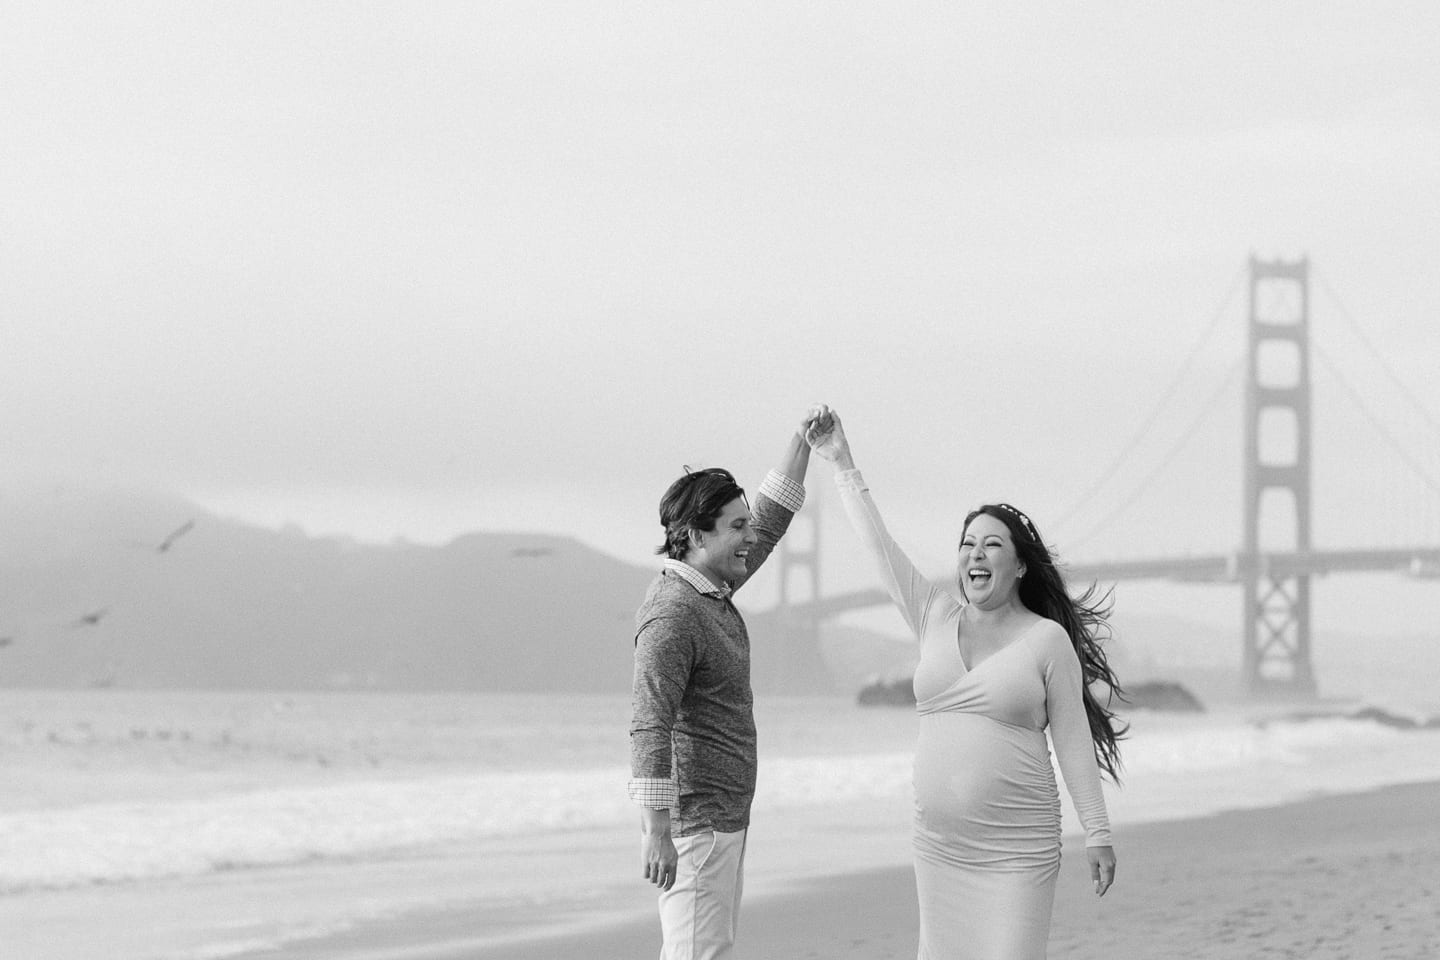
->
[[1061, 356, 1246, 556], [1314, 270, 1440, 436], [1050, 264, 1247, 533], [1313, 345, 1440, 499]]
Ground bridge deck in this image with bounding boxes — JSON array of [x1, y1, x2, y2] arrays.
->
[[789, 548, 1440, 618]]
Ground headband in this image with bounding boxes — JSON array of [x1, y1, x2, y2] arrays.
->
[[996, 503, 1036, 539]]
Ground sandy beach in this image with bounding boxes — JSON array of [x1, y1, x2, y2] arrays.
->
[[225, 779, 1440, 960]]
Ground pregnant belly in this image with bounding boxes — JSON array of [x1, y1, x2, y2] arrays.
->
[[912, 712, 1060, 867]]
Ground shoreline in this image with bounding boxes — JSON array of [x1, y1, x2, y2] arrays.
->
[[232, 779, 1440, 960], [12, 691, 1440, 960]]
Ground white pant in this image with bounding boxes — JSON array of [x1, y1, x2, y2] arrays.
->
[[657, 828, 748, 960]]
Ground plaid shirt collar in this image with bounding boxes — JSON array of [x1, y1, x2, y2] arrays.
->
[[663, 558, 732, 599]]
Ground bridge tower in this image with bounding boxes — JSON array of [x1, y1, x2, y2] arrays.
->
[[775, 488, 828, 691], [1242, 255, 1317, 696]]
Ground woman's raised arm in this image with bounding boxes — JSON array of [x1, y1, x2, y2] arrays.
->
[[805, 406, 944, 641]]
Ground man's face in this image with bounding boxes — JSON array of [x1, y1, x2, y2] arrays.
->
[[687, 496, 757, 587]]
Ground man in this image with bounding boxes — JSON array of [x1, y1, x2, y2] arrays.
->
[[628, 413, 816, 960]]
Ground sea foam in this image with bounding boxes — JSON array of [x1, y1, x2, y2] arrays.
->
[[4, 694, 1440, 895]]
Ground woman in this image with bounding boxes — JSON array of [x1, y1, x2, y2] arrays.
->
[[805, 406, 1123, 960]]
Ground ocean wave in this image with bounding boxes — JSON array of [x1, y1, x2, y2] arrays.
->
[[6, 708, 1440, 896], [1259, 703, 1440, 731], [0, 768, 633, 894]]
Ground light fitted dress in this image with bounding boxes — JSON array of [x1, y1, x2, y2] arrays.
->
[[836, 470, 1112, 960]]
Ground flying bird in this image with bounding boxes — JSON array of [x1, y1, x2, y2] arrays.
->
[[127, 519, 197, 554], [72, 608, 109, 627], [155, 519, 196, 553]]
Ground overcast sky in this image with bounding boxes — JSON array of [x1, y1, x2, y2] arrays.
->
[[5, 2, 1440, 634]]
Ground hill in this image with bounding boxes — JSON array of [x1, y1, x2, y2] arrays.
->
[[0, 487, 850, 694], [0, 488, 652, 692]]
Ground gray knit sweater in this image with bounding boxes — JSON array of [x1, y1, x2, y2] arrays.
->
[[629, 487, 797, 835]]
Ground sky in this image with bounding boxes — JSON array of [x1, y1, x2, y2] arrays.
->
[[5, 1, 1440, 641]]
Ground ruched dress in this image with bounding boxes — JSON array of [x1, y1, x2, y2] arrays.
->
[[836, 470, 1112, 960]]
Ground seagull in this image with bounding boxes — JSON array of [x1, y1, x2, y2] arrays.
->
[[126, 519, 197, 554], [155, 519, 196, 553], [72, 608, 109, 627]]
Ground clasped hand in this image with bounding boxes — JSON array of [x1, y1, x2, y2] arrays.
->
[[802, 403, 848, 463]]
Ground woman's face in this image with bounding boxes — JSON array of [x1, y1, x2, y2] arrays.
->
[[958, 513, 1026, 607]]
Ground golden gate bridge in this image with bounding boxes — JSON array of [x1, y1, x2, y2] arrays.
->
[[771, 256, 1440, 699]]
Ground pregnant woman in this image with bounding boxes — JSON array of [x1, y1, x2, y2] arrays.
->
[[805, 406, 1124, 959]]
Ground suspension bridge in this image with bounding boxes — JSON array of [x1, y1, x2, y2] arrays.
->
[[771, 256, 1440, 699]]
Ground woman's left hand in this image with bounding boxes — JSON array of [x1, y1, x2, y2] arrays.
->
[[1087, 845, 1116, 897], [803, 404, 850, 465]]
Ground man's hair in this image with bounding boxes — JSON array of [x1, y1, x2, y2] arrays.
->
[[655, 468, 747, 560]]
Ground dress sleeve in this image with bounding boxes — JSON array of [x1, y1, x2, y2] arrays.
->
[[1039, 624, 1113, 847], [834, 469, 945, 643]]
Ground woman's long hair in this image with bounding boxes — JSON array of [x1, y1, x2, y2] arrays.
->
[[963, 503, 1128, 782]]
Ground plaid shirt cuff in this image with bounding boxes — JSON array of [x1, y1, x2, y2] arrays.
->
[[758, 470, 806, 512], [628, 777, 678, 809]]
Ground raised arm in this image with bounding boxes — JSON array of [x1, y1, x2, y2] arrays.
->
[[805, 407, 945, 641], [775, 410, 817, 485], [731, 411, 816, 594]]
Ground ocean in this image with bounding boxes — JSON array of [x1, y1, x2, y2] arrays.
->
[[4, 685, 1440, 959]]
